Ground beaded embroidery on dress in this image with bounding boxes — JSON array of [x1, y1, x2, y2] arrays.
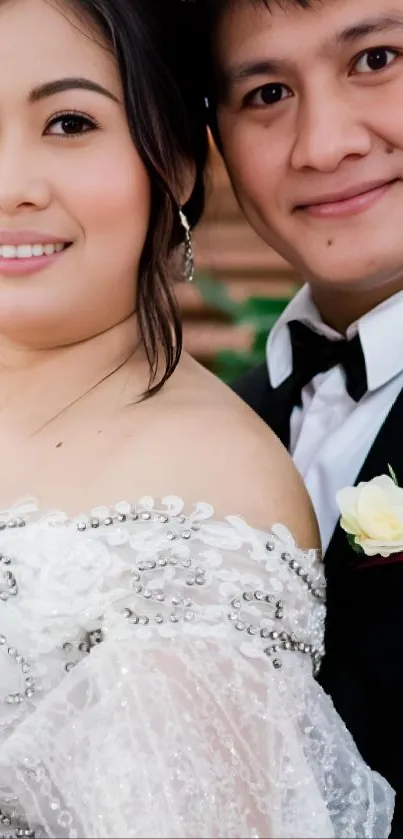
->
[[0, 495, 394, 838]]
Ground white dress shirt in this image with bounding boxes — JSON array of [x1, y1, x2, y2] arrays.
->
[[266, 286, 403, 550]]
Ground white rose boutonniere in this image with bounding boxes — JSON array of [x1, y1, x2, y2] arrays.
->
[[336, 469, 403, 558]]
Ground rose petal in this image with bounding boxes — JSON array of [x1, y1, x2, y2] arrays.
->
[[336, 486, 363, 536]]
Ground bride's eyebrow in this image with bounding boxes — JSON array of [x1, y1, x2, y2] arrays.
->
[[28, 77, 120, 105]]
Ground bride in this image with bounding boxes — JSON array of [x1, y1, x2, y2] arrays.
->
[[0, 0, 394, 836]]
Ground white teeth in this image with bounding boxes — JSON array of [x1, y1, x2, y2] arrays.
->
[[16, 245, 34, 258], [0, 243, 66, 259], [1, 245, 16, 258]]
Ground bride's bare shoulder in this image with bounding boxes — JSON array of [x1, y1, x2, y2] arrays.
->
[[175, 405, 316, 548], [120, 359, 319, 550]]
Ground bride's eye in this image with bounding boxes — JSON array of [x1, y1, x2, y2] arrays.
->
[[44, 112, 98, 137], [353, 47, 399, 74], [244, 82, 292, 108]]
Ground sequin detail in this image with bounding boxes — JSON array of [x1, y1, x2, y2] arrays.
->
[[0, 496, 392, 839]]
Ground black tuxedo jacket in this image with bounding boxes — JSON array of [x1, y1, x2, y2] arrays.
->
[[233, 362, 403, 837]]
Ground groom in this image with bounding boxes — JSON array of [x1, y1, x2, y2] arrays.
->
[[205, 0, 403, 833]]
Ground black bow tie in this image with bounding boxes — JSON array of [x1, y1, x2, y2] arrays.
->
[[268, 320, 368, 447], [287, 320, 367, 404]]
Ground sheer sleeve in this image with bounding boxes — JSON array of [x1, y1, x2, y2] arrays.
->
[[0, 496, 394, 838]]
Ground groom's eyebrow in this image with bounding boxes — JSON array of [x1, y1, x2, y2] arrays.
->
[[227, 58, 285, 86], [222, 12, 403, 98], [220, 58, 289, 100], [334, 13, 403, 44]]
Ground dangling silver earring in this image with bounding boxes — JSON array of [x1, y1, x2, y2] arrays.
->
[[179, 207, 194, 283]]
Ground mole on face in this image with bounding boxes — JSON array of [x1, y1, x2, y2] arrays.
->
[[327, 239, 334, 247], [386, 143, 395, 155]]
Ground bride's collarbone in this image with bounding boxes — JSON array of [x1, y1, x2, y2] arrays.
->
[[0, 425, 127, 512], [0, 414, 203, 513], [0, 382, 309, 536]]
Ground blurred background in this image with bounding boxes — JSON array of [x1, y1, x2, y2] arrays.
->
[[177, 141, 302, 381]]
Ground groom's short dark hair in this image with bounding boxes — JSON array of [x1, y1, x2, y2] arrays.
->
[[203, 0, 313, 43], [208, 0, 312, 18]]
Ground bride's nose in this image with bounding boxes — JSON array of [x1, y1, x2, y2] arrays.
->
[[0, 135, 51, 216]]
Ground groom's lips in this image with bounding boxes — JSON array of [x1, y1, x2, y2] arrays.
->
[[295, 178, 398, 218]]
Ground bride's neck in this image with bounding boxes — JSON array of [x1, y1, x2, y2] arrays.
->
[[0, 315, 143, 436]]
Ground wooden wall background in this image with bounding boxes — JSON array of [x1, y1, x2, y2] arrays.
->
[[176, 144, 301, 367]]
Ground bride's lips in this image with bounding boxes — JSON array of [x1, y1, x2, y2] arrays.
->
[[0, 231, 72, 278], [295, 178, 399, 219]]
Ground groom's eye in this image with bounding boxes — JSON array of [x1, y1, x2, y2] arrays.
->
[[351, 46, 400, 75], [243, 82, 292, 108]]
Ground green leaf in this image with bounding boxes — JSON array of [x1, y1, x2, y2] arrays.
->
[[194, 273, 240, 317], [251, 330, 270, 356], [345, 532, 364, 556], [388, 463, 399, 486], [193, 273, 295, 383], [235, 296, 290, 327]]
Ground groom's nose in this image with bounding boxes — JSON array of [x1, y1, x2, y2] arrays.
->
[[290, 81, 372, 173]]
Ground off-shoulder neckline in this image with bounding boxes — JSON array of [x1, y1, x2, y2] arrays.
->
[[0, 493, 317, 553]]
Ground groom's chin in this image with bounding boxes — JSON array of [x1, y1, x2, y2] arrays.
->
[[289, 243, 403, 295]]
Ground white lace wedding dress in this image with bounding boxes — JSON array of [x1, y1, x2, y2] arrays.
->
[[0, 495, 394, 838]]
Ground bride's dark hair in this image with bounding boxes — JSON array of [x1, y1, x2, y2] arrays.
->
[[66, 0, 208, 396]]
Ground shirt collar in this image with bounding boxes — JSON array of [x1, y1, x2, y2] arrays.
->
[[266, 285, 403, 392]]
